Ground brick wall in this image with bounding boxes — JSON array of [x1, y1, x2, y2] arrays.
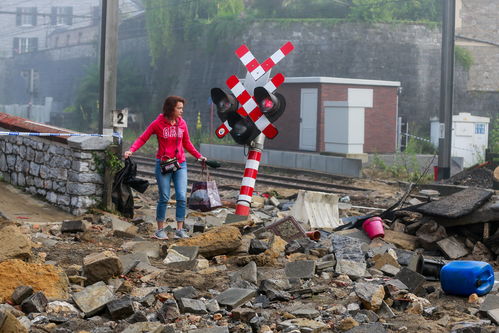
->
[[263, 82, 398, 154]]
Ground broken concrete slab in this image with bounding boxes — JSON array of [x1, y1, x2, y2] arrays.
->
[[415, 188, 494, 218], [215, 288, 256, 309], [434, 196, 499, 227], [394, 267, 426, 293], [285, 260, 316, 279], [437, 236, 469, 259], [119, 253, 149, 275], [72, 281, 115, 317]]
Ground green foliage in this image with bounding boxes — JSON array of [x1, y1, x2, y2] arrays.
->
[[145, 0, 244, 66], [490, 114, 499, 153], [348, 0, 441, 23], [93, 148, 124, 176], [366, 152, 433, 183], [455, 46, 474, 71], [250, 0, 349, 19], [65, 59, 148, 133]]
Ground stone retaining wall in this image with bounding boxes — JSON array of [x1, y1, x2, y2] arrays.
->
[[0, 113, 111, 215]]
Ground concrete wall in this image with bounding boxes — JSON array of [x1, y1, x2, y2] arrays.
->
[[200, 143, 363, 178], [0, 112, 110, 215]]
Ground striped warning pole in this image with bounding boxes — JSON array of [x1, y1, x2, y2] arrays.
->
[[235, 148, 262, 216]]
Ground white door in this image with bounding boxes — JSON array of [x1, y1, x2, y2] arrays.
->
[[299, 88, 318, 151]]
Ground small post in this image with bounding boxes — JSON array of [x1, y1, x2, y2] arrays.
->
[[235, 134, 265, 216]]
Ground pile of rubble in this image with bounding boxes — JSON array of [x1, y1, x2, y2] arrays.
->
[[0, 182, 498, 333]]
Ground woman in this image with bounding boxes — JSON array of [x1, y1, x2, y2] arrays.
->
[[124, 96, 206, 240]]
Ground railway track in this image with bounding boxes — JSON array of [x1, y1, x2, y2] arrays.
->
[[131, 155, 370, 195]]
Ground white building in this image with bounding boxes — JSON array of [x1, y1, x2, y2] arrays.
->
[[0, 0, 143, 58], [431, 113, 490, 167]]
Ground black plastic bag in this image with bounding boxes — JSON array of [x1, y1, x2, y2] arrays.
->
[[112, 158, 150, 218], [123, 157, 150, 193]]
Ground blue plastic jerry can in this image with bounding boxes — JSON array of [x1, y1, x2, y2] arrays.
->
[[440, 261, 495, 296]]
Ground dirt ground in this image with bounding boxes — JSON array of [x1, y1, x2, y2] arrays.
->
[[0, 182, 73, 223]]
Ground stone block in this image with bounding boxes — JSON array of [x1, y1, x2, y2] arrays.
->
[[83, 250, 123, 284], [61, 220, 86, 233], [21, 291, 48, 314], [11, 286, 33, 305], [107, 296, 135, 320], [72, 281, 114, 317], [171, 246, 199, 260], [394, 267, 425, 293], [215, 288, 256, 309], [173, 286, 198, 301], [285, 260, 316, 279], [178, 297, 207, 314]]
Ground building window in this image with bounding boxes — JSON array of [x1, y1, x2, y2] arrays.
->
[[51, 7, 73, 26], [13, 37, 38, 55], [475, 123, 486, 134], [16, 7, 37, 26]]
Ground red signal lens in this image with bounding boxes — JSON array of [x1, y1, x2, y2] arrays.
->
[[262, 98, 273, 111]]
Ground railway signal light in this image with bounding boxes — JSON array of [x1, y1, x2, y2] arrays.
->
[[254, 87, 286, 123], [211, 87, 260, 145]]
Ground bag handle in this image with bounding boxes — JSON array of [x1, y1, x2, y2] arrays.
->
[[201, 161, 210, 181]]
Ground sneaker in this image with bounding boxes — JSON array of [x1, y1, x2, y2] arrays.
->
[[151, 229, 168, 240], [174, 228, 189, 239]]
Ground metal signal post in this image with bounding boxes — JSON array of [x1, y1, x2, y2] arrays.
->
[[211, 42, 294, 216]]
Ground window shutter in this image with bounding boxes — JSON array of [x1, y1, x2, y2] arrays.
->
[[13, 38, 19, 55], [51, 7, 57, 25], [16, 8, 22, 26], [32, 7, 37, 26], [66, 7, 73, 25]]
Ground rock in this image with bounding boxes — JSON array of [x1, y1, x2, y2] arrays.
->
[[173, 225, 242, 258], [278, 318, 328, 332], [394, 267, 426, 293], [355, 282, 385, 311], [285, 260, 316, 279], [0, 310, 28, 333], [72, 281, 115, 317], [61, 220, 86, 233], [437, 236, 469, 259], [415, 220, 447, 250], [107, 296, 135, 320], [21, 291, 48, 314], [0, 224, 32, 261], [230, 261, 258, 285], [11, 286, 33, 305], [383, 230, 419, 250], [216, 288, 257, 309], [121, 322, 166, 333], [178, 298, 207, 314], [83, 250, 123, 284]]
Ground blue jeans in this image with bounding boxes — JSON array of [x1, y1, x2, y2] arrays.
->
[[155, 160, 187, 223]]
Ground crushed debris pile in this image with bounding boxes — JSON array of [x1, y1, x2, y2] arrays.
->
[[0, 175, 498, 333]]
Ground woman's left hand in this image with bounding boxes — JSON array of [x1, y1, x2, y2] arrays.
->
[[197, 156, 207, 163]]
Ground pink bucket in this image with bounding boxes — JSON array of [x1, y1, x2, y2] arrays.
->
[[362, 217, 384, 239]]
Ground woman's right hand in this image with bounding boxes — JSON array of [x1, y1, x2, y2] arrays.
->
[[124, 150, 133, 159]]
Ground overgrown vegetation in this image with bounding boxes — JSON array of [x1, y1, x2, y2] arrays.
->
[[93, 148, 124, 176], [455, 46, 474, 71], [489, 114, 499, 153], [64, 59, 148, 132], [144, 0, 442, 66]]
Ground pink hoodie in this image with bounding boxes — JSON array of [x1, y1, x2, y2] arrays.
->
[[129, 114, 202, 163]]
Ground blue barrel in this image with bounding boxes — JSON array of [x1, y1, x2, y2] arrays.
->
[[440, 261, 495, 296]]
